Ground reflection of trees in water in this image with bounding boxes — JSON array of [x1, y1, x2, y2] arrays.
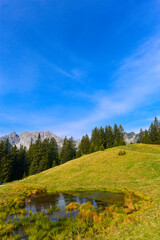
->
[[94, 199, 107, 209], [57, 193, 67, 208], [80, 197, 88, 205], [27, 192, 123, 215], [62, 194, 81, 206], [56, 194, 108, 210], [75, 196, 86, 205], [30, 194, 60, 212], [91, 199, 97, 208]]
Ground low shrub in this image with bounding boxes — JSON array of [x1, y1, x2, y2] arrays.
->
[[66, 202, 80, 212], [118, 150, 126, 156]]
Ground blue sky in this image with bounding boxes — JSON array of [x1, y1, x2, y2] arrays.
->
[[0, 0, 160, 138]]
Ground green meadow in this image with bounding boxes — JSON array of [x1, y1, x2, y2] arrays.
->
[[0, 143, 160, 239]]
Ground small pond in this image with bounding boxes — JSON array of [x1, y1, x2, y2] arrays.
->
[[25, 191, 125, 221], [6, 191, 125, 240]]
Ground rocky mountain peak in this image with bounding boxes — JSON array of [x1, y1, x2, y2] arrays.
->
[[0, 131, 80, 149], [0, 131, 20, 146], [124, 132, 139, 144]]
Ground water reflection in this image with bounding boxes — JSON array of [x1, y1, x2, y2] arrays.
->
[[25, 191, 124, 221], [5, 191, 124, 240]]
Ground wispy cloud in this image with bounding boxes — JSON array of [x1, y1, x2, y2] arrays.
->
[[51, 64, 84, 83], [1, 35, 160, 138], [0, 52, 84, 95], [37, 54, 84, 83], [55, 35, 160, 137]]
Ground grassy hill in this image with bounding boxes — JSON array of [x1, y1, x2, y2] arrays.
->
[[22, 144, 160, 195], [0, 144, 160, 239]]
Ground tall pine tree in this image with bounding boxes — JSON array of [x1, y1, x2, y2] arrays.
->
[[60, 137, 76, 164], [105, 125, 114, 148], [98, 127, 105, 149], [78, 134, 90, 155]]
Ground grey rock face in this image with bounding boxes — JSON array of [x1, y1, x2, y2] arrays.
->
[[0, 131, 80, 149], [124, 132, 139, 144], [0, 131, 20, 146], [16, 131, 64, 149]]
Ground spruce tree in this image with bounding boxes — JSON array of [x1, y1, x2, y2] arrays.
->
[[137, 117, 160, 145], [98, 127, 105, 149], [29, 134, 42, 175], [105, 125, 114, 148], [28, 135, 60, 175], [60, 137, 76, 164], [11, 145, 18, 180], [39, 154, 49, 172], [149, 117, 159, 144], [12, 145, 27, 180], [143, 130, 150, 144], [78, 134, 90, 155], [0, 140, 13, 183], [91, 127, 99, 151], [113, 124, 120, 146], [60, 137, 68, 164], [119, 125, 126, 145], [49, 137, 59, 167], [139, 128, 144, 143], [89, 142, 95, 153]]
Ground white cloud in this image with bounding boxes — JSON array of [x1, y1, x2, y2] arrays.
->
[[55, 35, 160, 137], [1, 35, 160, 138]]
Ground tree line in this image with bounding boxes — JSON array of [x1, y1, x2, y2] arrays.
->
[[77, 124, 125, 157], [0, 123, 125, 183], [137, 117, 160, 144], [0, 134, 76, 183]]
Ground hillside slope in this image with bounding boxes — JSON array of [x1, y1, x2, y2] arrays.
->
[[22, 144, 160, 197], [0, 144, 160, 239]]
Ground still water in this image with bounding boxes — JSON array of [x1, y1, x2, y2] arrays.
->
[[8, 191, 124, 239], [25, 191, 124, 221]]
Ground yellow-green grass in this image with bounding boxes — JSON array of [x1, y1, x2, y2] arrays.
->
[[0, 143, 160, 239]]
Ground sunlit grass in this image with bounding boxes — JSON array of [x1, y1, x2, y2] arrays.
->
[[0, 144, 160, 239]]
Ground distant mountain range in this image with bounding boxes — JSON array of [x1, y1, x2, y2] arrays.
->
[[0, 131, 81, 150], [0, 131, 139, 149]]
